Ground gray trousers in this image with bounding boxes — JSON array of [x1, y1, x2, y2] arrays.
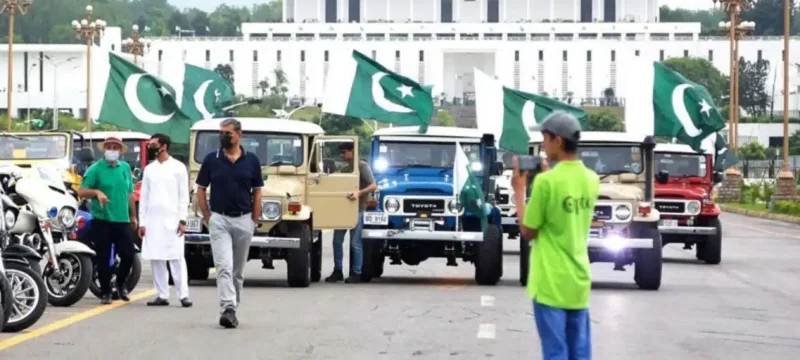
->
[[209, 213, 255, 313]]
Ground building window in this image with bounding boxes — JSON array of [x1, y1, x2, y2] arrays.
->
[[158, 50, 163, 61], [758, 50, 762, 61], [111, 44, 115, 51], [205, 50, 210, 61], [324, 50, 329, 62], [587, 51, 592, 62], [635, 50, 640, 57], [515, 50, 519, 62], [419, 50, 424, 62], [538, 50, 543, 61], [253, 50, 258, 62], [395, 50, 400, 60], [562, 50, 567, 62], [229, 50, 234, 62], [372, 50, 376, 60], [610, 50, 614, 62], [301, 50, 305, 62], [659, 50, 664, 61], [683, 50, 688, 58], [277, 50, 281, 61], [708, 50, 713, 61]]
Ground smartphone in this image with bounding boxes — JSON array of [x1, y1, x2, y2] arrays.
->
[[517, 155, 541, 172]]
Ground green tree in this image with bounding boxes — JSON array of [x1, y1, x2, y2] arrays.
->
[[739, 140, 766, 160], [316, 114, 372, 157], [437, 109, 455, 126], [789, 129, 800, 155], [663, 57, 729, 104], [251, 1, 283, 22], [737, 57, 771, 116], [214, 64, 234, 85], [740, 0, 796, 36], [586, 110, 624, 132], [659, 6, 726, 35]]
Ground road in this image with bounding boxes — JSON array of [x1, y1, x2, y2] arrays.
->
[[1, 212, 799, 359]]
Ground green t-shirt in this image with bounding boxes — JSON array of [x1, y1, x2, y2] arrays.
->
[[523, 160, 599, 309], [80, 159, 134, 223]]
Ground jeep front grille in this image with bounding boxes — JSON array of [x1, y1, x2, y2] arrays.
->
[[498, 194, 510, 204], [402, 198, 446, 214], [655, 202, 685, 214]]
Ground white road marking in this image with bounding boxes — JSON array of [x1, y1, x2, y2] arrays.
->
[[480, 295, 495, 307], [477, 324, 496, 339]]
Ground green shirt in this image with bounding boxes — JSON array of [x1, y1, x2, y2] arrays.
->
[[523, 160, 599, 309], [80, 159, 134, 223]]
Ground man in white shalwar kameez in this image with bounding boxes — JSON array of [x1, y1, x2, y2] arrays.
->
[[138, 134, 193, 307]]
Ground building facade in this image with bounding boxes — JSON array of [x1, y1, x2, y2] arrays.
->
[[1, 0, 799, 121]]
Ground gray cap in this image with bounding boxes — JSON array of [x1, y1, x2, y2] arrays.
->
[[528, 111, 582, 143]]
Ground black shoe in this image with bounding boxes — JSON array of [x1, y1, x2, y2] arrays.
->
[[219, 308, 238, 329], [325, 269, 344, 283], [116, 283, 130, 302], [147, 297, 169, 306], [345, 275, 363, 284], [180, 298, 193, 308], [101, 294, 112, 305]]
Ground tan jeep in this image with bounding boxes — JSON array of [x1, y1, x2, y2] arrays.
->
[[522, 132, 663, 290], [183, 117, 360, 287]]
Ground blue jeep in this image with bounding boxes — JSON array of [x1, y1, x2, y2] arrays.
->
[[360, 127, 505, 285]]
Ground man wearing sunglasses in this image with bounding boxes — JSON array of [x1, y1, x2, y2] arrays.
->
[[195, 118, 264, 329]]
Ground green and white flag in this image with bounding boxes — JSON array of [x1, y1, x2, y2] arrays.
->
[[700, 132, 739, 172], [474, 68, 587, 155], [322, 50, 434, 133], [454, 142, 487, 232], [174, 63, 235, 121], [624, 61, 726, 152]]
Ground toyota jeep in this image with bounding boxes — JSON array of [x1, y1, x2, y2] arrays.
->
[[654, 143, 724, 264], [522, 132, 663, 290], [360, 126, 505, 285], [183, 117, 360, 287]]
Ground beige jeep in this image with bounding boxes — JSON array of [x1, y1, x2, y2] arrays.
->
[[522, 132, 663, 290], [183, 117, 360, 287]]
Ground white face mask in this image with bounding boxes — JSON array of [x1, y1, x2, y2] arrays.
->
[[104, 150, 120, 162]]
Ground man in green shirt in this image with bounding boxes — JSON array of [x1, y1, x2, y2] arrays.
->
[[78, 137, 138, 305], [511, 112, 599, 360]]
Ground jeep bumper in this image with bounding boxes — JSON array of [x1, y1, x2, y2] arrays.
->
[[501, 217, 517, 226], [362, 229, 484, 242], [588, 237, 654, 249], [658, 225, 718, 235], [185, 234, 301, 249]]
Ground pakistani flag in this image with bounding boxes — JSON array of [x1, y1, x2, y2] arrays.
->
[[175, 63, 235, 121], [625, 61, 726, 152], [322, 50, 434, 133], [454, 142, 488, 232], [474, 68, 587, 155], [700, 132, 739, 172]]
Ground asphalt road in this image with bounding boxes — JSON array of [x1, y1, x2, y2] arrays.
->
[[1, 212, 799, 359]]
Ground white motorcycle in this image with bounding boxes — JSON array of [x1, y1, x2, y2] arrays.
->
[[4, 166, 95, 307]]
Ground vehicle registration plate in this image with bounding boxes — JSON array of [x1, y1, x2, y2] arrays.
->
[[363, 213, 389, 225], [186, 217, 203, 233], [660, 219, 678, 227]]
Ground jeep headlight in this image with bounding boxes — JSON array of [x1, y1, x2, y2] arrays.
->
[[614, 204, 632, 221], [261, 201, 281, 221], [4, 210, 15, 229], [384, 198, 400, 213], [447, 199, 463, 214], [57, 207, 76, 227], [686, 200, 701, 215]]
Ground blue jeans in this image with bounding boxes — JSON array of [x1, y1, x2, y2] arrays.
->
[[533, 301, 592, 360], [333, 212, 364, 274]]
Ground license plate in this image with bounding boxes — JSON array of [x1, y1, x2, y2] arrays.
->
[[363, 213, 389, 225], [186, 217, 202, 233], [660, 219, 678, 227]]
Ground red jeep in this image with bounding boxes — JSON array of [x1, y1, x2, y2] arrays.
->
[[654, 144, 725, 264]]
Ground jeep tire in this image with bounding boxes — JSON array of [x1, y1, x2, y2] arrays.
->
[[310, 230, 323, 282], [634, 227, 662, 290], [475, 225, 503, 286], [519, 237, 530, 286], [286, 223, 312, 288], [703, 218, 722, 265]]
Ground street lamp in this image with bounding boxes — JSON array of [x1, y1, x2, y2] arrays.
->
[[778, 0, 796, 197], [72, 5, 106, 132], [122, 24, 151, 66], [1, 0, 33, 130], [41, 55, 77, 130], [718, 19, 755, 159]]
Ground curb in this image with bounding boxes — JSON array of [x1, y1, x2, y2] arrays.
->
[[720, 204, 800, 225]]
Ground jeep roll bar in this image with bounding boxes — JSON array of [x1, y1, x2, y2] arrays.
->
[[642, 135, 656, 202]]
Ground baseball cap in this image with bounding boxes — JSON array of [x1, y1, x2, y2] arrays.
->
[[528, 111, 582, 143]]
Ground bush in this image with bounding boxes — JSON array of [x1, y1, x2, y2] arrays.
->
[[774, 201, 800, 216]]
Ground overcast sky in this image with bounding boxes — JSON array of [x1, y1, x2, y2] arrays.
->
[[172, 0, 711, 14]]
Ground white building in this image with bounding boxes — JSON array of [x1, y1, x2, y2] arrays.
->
[[727, 123, 800, 149], [1, 0, 800, 119]]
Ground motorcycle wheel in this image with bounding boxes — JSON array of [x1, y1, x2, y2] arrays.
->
[[44, 253, 93, 307], [0, 273, 12, 331], [89, 254, 142, 299], [2, 261, 48, 333]]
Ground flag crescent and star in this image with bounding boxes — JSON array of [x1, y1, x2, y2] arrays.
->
[[371, 72, 414, 113], [521, 100, 537, 130], [124, 74, 176, 124], [671, 83, 703, 138], [193, 79, 215, 120]]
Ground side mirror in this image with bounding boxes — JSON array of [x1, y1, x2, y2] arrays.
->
[[713, 171, 725, 184], [656, 170, 670, 184], [77, 147, 95, 163], [492, 161, 504, 176]]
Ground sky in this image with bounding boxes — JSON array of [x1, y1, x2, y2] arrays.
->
[[172, 0, 711, 14]]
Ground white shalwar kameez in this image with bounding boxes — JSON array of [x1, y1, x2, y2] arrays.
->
[[139, 156, 190, 300]]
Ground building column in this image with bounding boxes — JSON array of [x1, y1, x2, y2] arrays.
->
[[502, 0, 507, 22], [282, 0, 287, 22], [294, 0, 298, 21], [410, 0, 414, 21], [550, 0, 555, 21], [644, 0, 648, 22], [434, 0, 439, 22], [317, 0, 322, 22], [386, 0, 390, 21], [620, 0, 625, 21], [480, 0, 485, 22], [364, 0, 368, 22], [456, 0, 461, 22], [526, 0, 530, 21], [574, 0, 579, 22]]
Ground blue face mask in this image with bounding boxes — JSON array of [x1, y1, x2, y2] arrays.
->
[[104, 150, 120, 162]]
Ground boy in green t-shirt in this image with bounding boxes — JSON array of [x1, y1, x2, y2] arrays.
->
[[511, 112, 599, 360]]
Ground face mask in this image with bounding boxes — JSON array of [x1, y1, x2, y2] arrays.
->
[[104, 150, 120, 162], [147, 146, 161, 161], [219, 133, 234, 149]]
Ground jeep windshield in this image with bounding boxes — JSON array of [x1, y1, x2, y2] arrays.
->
[[0, 134, 68, 160], [578, 145, 643, 176], [656, 152, 707, 178], [374, 141, 482, 171], [193, 131, 303, 166]]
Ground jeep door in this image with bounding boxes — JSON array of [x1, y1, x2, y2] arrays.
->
[[307, 136, 360, 229]]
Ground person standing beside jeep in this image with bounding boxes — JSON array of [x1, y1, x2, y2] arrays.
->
[[195, 118, 264, 329], [511, 112, 599, 360], [325, 142, 377, 284]]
